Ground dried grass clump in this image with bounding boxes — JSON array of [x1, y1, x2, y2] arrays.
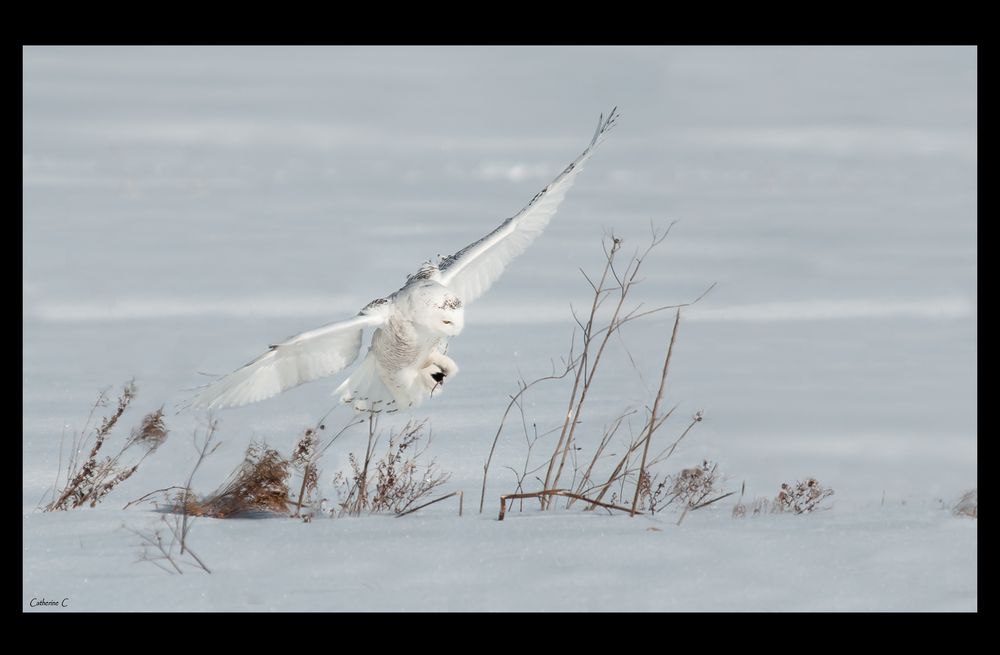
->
[[774, 478, 834, 514], [667, 461, 728, 511], [953, 489, 977, 518], [178, 443, 290, 518], [634, 460, 724, 513], [333, 416, 450, 517], [128, 411, 453, 521], [732, 478, 834, 518], [43, 381, 168, 511]]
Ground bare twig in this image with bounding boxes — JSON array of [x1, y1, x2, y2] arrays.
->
[[499, 489, 641, 521], [122, 486, 190, 511], [691, 490, 736, 511], [179, 419, 220, 552], [482, 225, 712, 522], [395, 490, 464, 518], [547, 235, 654, 502], [630, 309, 681, 517], [585, 407, 676, 509], [648, 410, 703, 469], [127, 514, 211, 575], [567, 409, 635, 507], [480, 365, 573, 513], [540, 236, 621, 507], [732, 481, 747, 518]]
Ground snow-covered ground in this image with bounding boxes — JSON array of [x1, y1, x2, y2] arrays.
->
[[23, 46, 976, 611]]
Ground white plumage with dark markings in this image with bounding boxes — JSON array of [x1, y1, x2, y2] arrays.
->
[[191, 109, 618, 412]]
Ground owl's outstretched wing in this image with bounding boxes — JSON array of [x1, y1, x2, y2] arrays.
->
[[190, 312, 386, 410], [437, 108, 618, 305]]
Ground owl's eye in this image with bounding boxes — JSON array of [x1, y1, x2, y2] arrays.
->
[[442, 320, 453, 325]]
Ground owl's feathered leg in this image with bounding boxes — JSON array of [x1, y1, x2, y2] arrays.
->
[[420, 352, 458, 396]]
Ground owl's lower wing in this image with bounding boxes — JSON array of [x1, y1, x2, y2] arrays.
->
[[190, 313, 385, 410], [437, 108, 618, 305]]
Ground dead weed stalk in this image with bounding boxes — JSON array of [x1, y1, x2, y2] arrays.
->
[[333, 414, 451, 517], [43, 381, 168, 511], [732, 478, 836, 517], [480, 228, 717, 520]]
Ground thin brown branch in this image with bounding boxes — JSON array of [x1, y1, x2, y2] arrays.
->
[[691, 490, 736, 511], [122, 486, 190, 510], [180, 419, 219, 554], [479, 366, 573, 513], [587, 409, 675, 509], [395, 490, 464, 518], [567, 409, 635, 507], [547, 237, 639, 502], [498, 489, 641, 521], [648, 410, 703, 468], [630, 309, 681, 517]]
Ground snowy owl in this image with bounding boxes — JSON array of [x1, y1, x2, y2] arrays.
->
[[192, 109, 618, 412]]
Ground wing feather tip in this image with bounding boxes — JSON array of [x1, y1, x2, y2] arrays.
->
[[590, 107, 619, 145]]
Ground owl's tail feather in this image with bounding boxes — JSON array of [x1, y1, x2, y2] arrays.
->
[[334, 351, 401, 413]]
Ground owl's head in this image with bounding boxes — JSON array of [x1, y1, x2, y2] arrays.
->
[[412, 283, 465, 337], [432, 293, 465, 336]]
